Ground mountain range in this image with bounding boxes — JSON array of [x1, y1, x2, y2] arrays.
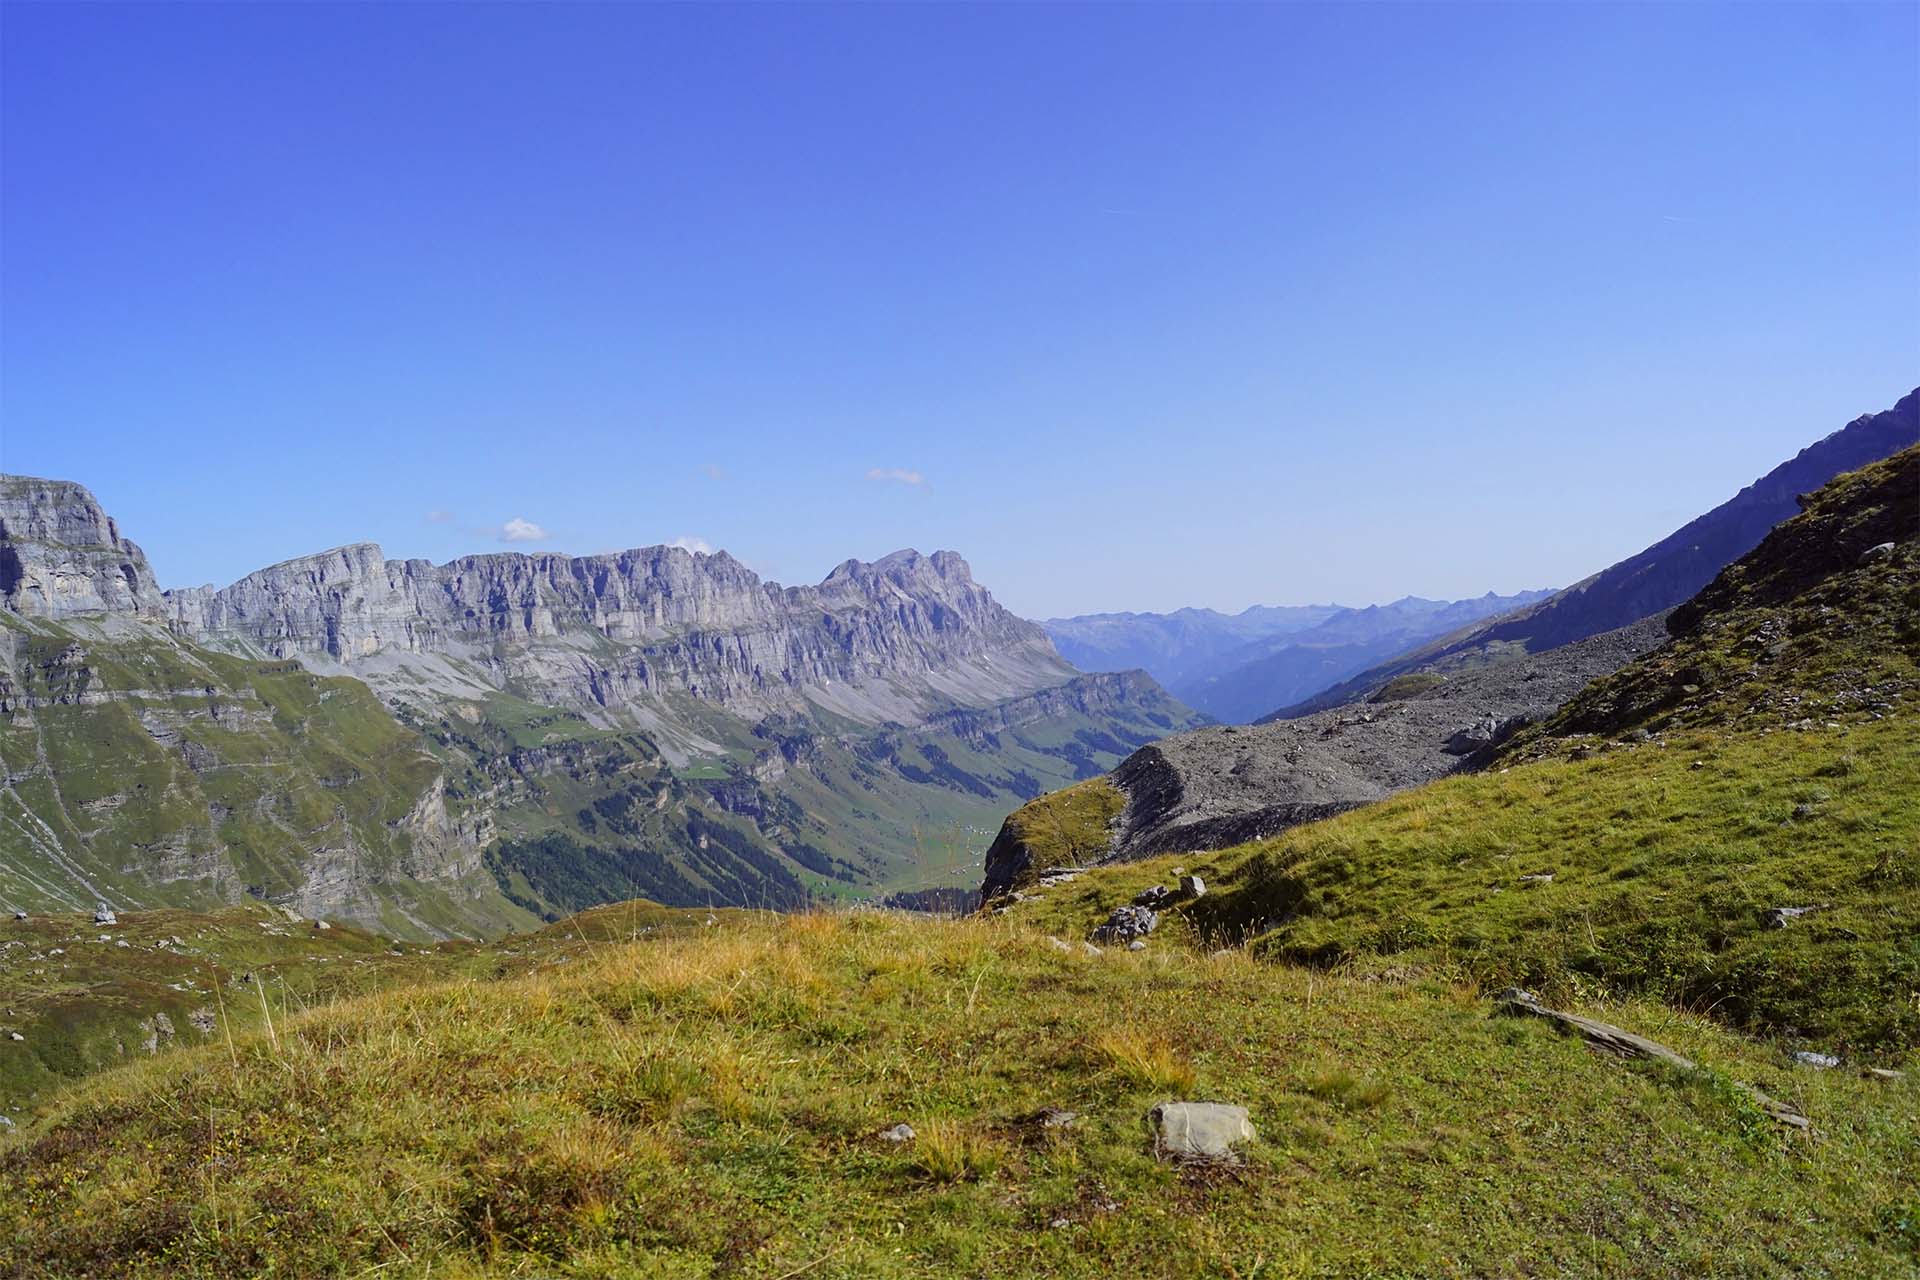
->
[[1045, 589, 1552, 723], [0, 479, 1203, 934]]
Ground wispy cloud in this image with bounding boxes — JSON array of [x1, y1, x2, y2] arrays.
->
[[865, 467, 924, 487], [425, 508, 454, 524], [700, 464, 726, 481], [498, 517, 550, 543], [667, 535, 714, 555]]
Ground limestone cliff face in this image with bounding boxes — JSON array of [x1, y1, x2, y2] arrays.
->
[[166, 544, 1074, 724], [0, 477, 165, 619]]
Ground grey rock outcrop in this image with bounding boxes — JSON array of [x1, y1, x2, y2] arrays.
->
[[164, 542, 1075, 727], [0, 477, 165, 619], [1493, 988, 1809, 1128]]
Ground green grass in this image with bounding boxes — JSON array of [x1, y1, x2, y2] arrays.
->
[[1007, 448, 1920, 1055], [997, 777, 1125, 872], [3, 909, 1914, 1277], [1009, 717, 1918, 1054], [0, 900, 758, 1123], [1367, 672, 1445, 703]]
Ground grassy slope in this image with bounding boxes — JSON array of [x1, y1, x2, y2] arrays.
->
[[1002, 450, 1920, 1054], [0, 617, 527, 939], [0, 900, 755, 1123], [4, 910, 1916, 1278], [1009, 718, 1917, 1053]]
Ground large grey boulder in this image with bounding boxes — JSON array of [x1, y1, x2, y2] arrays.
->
[[1149, 1101, 1256, 1162]]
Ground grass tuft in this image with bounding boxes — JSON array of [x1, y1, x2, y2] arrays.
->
[[1092, 1027, 1198, 1093]]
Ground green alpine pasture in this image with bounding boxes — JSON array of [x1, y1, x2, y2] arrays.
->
[[4, 908, 1915, 1278]]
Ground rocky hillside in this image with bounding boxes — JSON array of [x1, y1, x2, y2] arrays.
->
[[1276, 385, 1919, 719], [980, 616, 1664, 898], [1512, 444, 1918, 750], [0, 612, 532, 938]]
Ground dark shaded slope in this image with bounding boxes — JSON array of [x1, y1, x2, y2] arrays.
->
[[1508, 444, 1919, 748], [1271, 387, 1919, 720]]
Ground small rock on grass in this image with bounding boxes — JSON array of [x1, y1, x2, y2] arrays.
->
[[1149, 1101, 1256, 1162], [1127, 939, 1147, 952], [878, 1123, 916, 1143], [1792, 1051, 1841, 1070], [1091, 905, 1158, 944], [1035, 1108, 1079, 1129], [1863, 1067, 1904, 1082]]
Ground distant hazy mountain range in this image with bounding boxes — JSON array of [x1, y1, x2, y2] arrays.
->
[[1044, 590, 1552, 724]]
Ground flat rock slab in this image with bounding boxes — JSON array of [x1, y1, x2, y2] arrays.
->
[[1494, 990, 1809, 1129], [1149, 1101, 1256, 1162]]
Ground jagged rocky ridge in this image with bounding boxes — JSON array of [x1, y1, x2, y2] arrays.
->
[[165, 542, 1074, 733]]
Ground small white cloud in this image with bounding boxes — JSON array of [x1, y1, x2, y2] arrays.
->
[[667, 535, 714, 555], [700, 464, 726, 481], [425, 508, 453, 524], [499, 517, 550, 543], [865, 467, 924, 486]]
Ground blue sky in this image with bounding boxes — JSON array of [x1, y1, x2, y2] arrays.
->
[[2, 3, 1913, 618]]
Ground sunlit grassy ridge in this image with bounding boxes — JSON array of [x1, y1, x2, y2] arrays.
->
[[1008, 718, 1918, 1054], [4, 910, 1916, 1277]]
